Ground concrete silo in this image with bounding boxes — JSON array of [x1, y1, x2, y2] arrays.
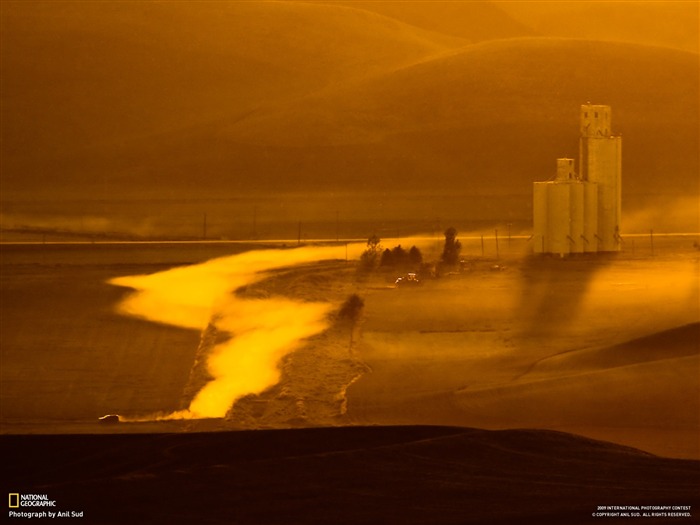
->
[[532, 104, 621, 255], [579, 104, 622, 252], [533, 182, 549, 254], [547, 181, 572, 256], [569, 180, 585, 254], [583, 181, 598, 252]]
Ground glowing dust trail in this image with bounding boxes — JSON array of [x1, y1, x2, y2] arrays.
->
[[109, 244, 365, 420]]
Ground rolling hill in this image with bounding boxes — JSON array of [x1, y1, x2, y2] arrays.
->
[[1, 2, 698, 233], [217, 38, 697, 201], [312, 1, 698, 53], [495, 0, 699, 53], [3, 426, 699, 524], [14, 39, 695, 223], [313, 0, 536, 42], [1, 0, 462, 192]]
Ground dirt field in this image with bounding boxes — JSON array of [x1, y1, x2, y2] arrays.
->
[[0, 242, 263, 433], [1, 240, 698, 461], [348, 251, 699, 459], [1, 239, 698, 525]]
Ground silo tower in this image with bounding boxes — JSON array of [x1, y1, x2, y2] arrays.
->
[[579, 104, 622, 252], [532, 158, 587, 257]]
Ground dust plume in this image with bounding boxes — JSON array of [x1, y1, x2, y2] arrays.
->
[[109, 244, 364, 420], [622, 195, 700, 234]]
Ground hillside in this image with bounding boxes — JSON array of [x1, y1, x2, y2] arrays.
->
[[314, 0, 536, 42], [1, 0, 461, 192], [3, 426, 699, 524], [220, 38, 697, 196], [11, 38, 693, 224], [2, 3, 698, 233], [530, 323, 700, 373], [315, 1, 698, 53], [495, 0, 699, 53]]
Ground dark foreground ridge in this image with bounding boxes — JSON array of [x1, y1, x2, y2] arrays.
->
[[3, 426, 698, 524]]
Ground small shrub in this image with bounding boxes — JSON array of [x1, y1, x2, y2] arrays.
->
[[339, 293, 364, 323]]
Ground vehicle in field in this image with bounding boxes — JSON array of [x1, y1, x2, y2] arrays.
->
[[98, 414, 121, 424], [395, 273, 420, 287]]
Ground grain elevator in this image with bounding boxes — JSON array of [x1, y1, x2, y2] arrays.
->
[[533, 104, 621, 255]]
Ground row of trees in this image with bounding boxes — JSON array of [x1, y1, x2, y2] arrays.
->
[[359, 227, 462, 271], [380, 245, 423, 267]]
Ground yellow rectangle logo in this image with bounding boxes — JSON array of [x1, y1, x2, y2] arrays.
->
[[9, 493, 19, 508]]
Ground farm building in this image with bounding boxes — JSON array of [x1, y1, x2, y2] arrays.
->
[[533, 104, 622, 255]]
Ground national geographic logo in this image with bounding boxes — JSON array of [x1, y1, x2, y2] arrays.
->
[[8, 492, 84, 519], [7, 493, 56, 508]]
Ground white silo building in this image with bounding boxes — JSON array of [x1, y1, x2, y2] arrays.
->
[[533, 104, 621, 255], [579, 104, 622, 252]]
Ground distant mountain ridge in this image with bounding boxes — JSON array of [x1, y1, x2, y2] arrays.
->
[[495, 0, 699, 53], [312, 1, 698, 53], [310, 0, 537, 42], [1, 1, 460, 164], [11, 40, 693, 204], [1, 1, 697, 230]]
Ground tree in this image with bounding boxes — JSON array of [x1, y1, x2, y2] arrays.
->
[[441, 227, 462, 265], [339, 293, 364, 323], [366, 234, 381, 252], [408, 245, 423, 266], [380, 248, 394, 267], [359, 234, 382, 271], [338, 294, 364, 350], [391, 245, 408, 266]]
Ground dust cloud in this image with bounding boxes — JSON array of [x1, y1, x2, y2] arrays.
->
[[109, 244, 364, 419], [622, 196, 700, 234]]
